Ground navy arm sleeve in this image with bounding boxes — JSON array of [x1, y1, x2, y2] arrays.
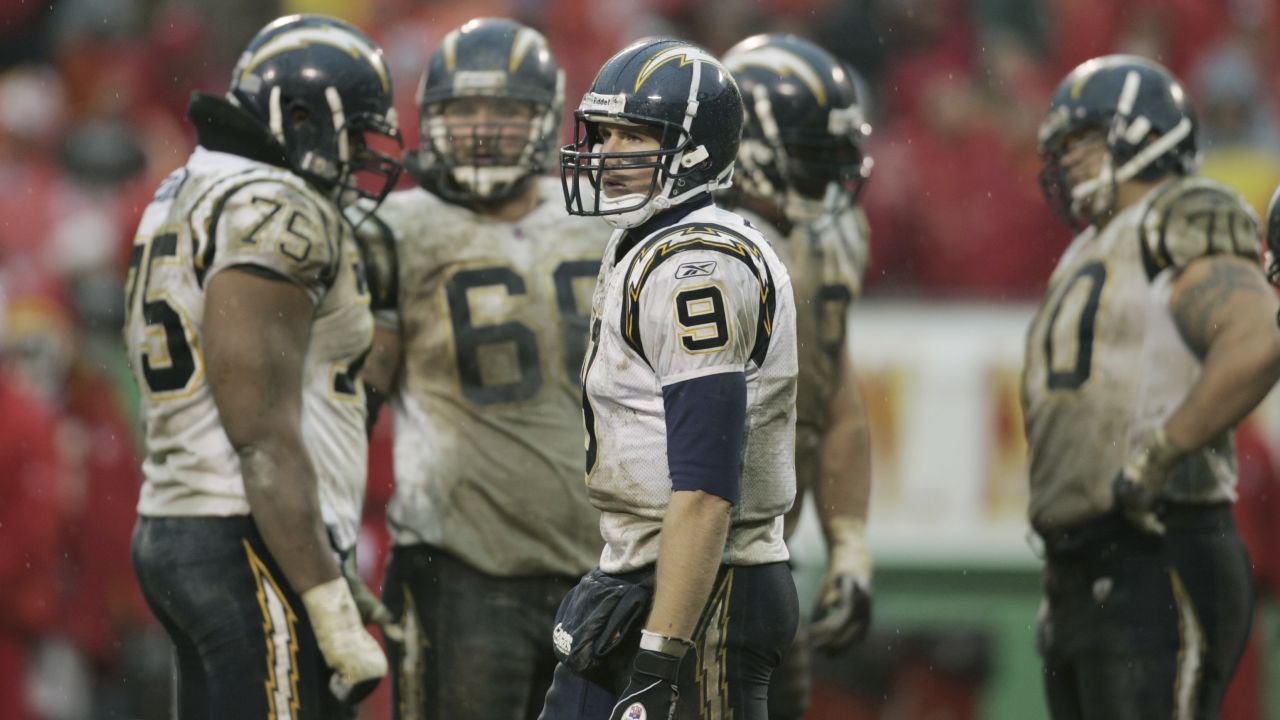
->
[[661, 371, 748, 505]]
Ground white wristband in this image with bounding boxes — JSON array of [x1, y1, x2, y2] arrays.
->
[[640, 630, 693, 658]]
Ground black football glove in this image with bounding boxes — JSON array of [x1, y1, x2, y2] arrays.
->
[[811, 574, 873, 652], [811, 518, 873, 652], [609, 649, 682, 720]]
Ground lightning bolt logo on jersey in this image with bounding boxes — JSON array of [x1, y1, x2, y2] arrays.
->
[[581, 203, 799, 574], [126, 147, 374, 550]]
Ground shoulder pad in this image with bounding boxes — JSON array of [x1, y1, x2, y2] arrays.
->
[[1139, 177, 1260, 280], [199, 177, 340, 298]]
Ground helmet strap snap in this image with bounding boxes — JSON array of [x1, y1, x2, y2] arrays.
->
[[680, 145, 709, 168]]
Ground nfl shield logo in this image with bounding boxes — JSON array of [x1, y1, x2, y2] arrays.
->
[[625, 703, 647, 720]]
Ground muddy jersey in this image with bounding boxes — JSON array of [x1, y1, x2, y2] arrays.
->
[[1023, 177, 1259, 530], [582, 203, 799, 574], [737, 205, 868, 509], [128, 147, 374, 550], [371, 177, 609, 577]]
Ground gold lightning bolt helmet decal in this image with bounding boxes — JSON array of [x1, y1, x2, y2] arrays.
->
[[442, 26, 461, 72], [634, 45, 727, 93], [241, 24, 390, 93], [724, 45, 827, 107], [508, 26, 547, 73]]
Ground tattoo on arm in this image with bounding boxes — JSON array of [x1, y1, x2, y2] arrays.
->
[[1171, 258, 1268, 357]]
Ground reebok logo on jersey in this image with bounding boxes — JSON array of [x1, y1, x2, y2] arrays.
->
[[675, 261, 716, 279]]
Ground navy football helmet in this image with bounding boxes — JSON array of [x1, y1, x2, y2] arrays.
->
[[1038, 54, 1199, 228], [723, 34, 873, 222], [228, 15, 402, 207], [414, 18, 564, 203], [561, 38, 743, 229]]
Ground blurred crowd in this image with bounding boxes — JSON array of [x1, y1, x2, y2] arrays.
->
[[4, 0, 1280, 718]]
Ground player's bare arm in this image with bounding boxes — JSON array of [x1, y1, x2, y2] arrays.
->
[[817, 347, 871, 551], [363, 325, 402, 397], [811, 346, 873, 649], [204, 267, 341, 593], [1164, 255, 1280, 452], [646, 489, 733, 642], [1116, 254, 1280, 530]]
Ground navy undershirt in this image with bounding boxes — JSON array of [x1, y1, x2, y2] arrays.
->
[[661, 371, 747, 505]]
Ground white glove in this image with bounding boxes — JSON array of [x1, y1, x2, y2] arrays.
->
[[1113, 427, 1183, 536], [301, 577, 388, 702]]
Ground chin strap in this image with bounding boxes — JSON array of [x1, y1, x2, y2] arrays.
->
[[1070, 115, 1194, 221]]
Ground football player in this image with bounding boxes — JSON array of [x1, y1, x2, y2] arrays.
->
[[1025, 55, 1280, 718], [126, 15, 402, 718], [355, 18, 610, 720], [720, 34, 875, 720], [540, 38, 799, 720]]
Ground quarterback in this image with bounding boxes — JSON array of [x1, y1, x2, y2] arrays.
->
[[539, 38, 799, 720]]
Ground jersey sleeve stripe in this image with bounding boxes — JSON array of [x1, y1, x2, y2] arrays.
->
[[196, 176, 339, 289], [187, 168, 261, 285]]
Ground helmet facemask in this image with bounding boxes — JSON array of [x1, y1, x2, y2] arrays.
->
[[561, 113, 717, 229], [739, 83, 872, 224], [337, 112, 404, 212], [781, 132, 872, 222], [272, 86, 403, 213], [1039, 128, 1116, 230], [420, 96, 552, 203]]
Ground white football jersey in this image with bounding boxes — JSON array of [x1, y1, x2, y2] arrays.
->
[[736, 204, 868, 512], [127, 147, 373, 550], [1023, 177, 1258, 530], [583, 203, 799, 574], [371, 177, 609, 577]]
